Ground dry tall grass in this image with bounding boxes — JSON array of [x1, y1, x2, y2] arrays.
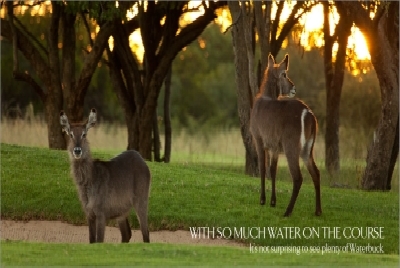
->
[[1, 118, 248, 163], [0, 117, 381, 164], [1, 117, 373, 160], [2, 117, 398, 188], [1, 118, 128, 151]]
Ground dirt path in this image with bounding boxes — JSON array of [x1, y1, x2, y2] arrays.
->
[[1, 220, 243, 247]]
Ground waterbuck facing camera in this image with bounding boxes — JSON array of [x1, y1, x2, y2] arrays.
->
[[60, 108, 151, 243], [250, 54, 322, 217]]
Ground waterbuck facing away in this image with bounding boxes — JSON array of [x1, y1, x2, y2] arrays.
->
[[250, 54, 322, 217], [60, 109, 151, 243]]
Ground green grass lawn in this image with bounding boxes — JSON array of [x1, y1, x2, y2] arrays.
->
[[1, 143, 399, 266], [2, 240, 399, 266]]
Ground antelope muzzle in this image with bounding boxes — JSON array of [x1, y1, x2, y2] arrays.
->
[[73, 147, 83, 159], [289, 86, 296, 98]]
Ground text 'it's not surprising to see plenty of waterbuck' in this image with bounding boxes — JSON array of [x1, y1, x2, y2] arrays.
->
[[60, 108, 151, 243], [250, 54, 322, 217]]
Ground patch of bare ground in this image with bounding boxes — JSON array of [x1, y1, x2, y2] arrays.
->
[[1, 220, 244, 247]]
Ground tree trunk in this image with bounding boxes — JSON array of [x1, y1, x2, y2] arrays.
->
[[139, 113, 155, 161], [362, 62, 399, 190], [45, 92, 65, 149], [363, 3, 399, 190], [153, 112, 161, 162], [336, 2, 399, 190], [229, 1, 258, 176], [363, 85, 399, 190], [323, 2, 352, 176], [64, 18, 114, 122], [386, 118, 399, 190], [254, 1, 271, 75], [106, 40, 139, 151], [107, 2, 223, 160], [240, 1, 258, 98], [47, 2, 66, 149], [107, 21, 142, 152], [109, 20, 164, 161], [3, 2, 65, 149], [163, 67, 172, 163], [61, 11, 80, 121]]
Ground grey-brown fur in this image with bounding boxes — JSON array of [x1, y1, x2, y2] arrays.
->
[[60, 108, 151, 243], [250, 54, 322, 217]]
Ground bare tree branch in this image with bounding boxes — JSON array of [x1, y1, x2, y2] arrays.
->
[[240, 0, 257, 98], [270, 1, 284, 42], [7, 1, 18, 73], [1, 19, 49, 94], [0, 19, 50, 78], [80, 11, 94, 47], [106, 45, 133, 112], [224, 4, 242, 34], [13, 71, 46, 102], [75, 21, 115, 104], [123, 17, 140, 34], [7, 0, 41, 92], [62, 11, 76, 104], [254, 0, 271, 72], [157, 2, 185, 65], [112, 21, 144, 111], [146, 1, 225, 108], [373, 3, 387, 26], [271, 2, 307, 56], [47, 1, 62, 91], [13, 14, 48, 55], [335, 2, 376, 55]]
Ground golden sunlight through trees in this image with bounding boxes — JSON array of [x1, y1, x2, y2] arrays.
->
[[0, 1, 371, 70], [296, 3, 371, 62], [348, 27, 370, 61]]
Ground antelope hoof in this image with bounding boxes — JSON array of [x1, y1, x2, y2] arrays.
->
[[270, 201, 276, 207], [260, 198, 266, 205], [315, 211, 322, 216]]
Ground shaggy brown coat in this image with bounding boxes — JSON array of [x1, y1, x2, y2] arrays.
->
[[250, 54, 321, 217], [61, 109, 151, 243]]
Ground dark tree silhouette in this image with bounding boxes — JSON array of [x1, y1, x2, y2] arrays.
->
[[106, 1, 226, 161], [323, 2, 352, 176], [337, 1, 399, 190], [1, 1, 115, 149]]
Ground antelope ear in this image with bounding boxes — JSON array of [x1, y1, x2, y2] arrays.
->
[[279, 54, 289, 71], [267, 53, 275, 68], [86, 108, 97, 131], [60, 111, 71, 134]]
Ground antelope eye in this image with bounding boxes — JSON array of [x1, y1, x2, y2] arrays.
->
[[282, 72, 287, 78], [82, 133, 86, 138]]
